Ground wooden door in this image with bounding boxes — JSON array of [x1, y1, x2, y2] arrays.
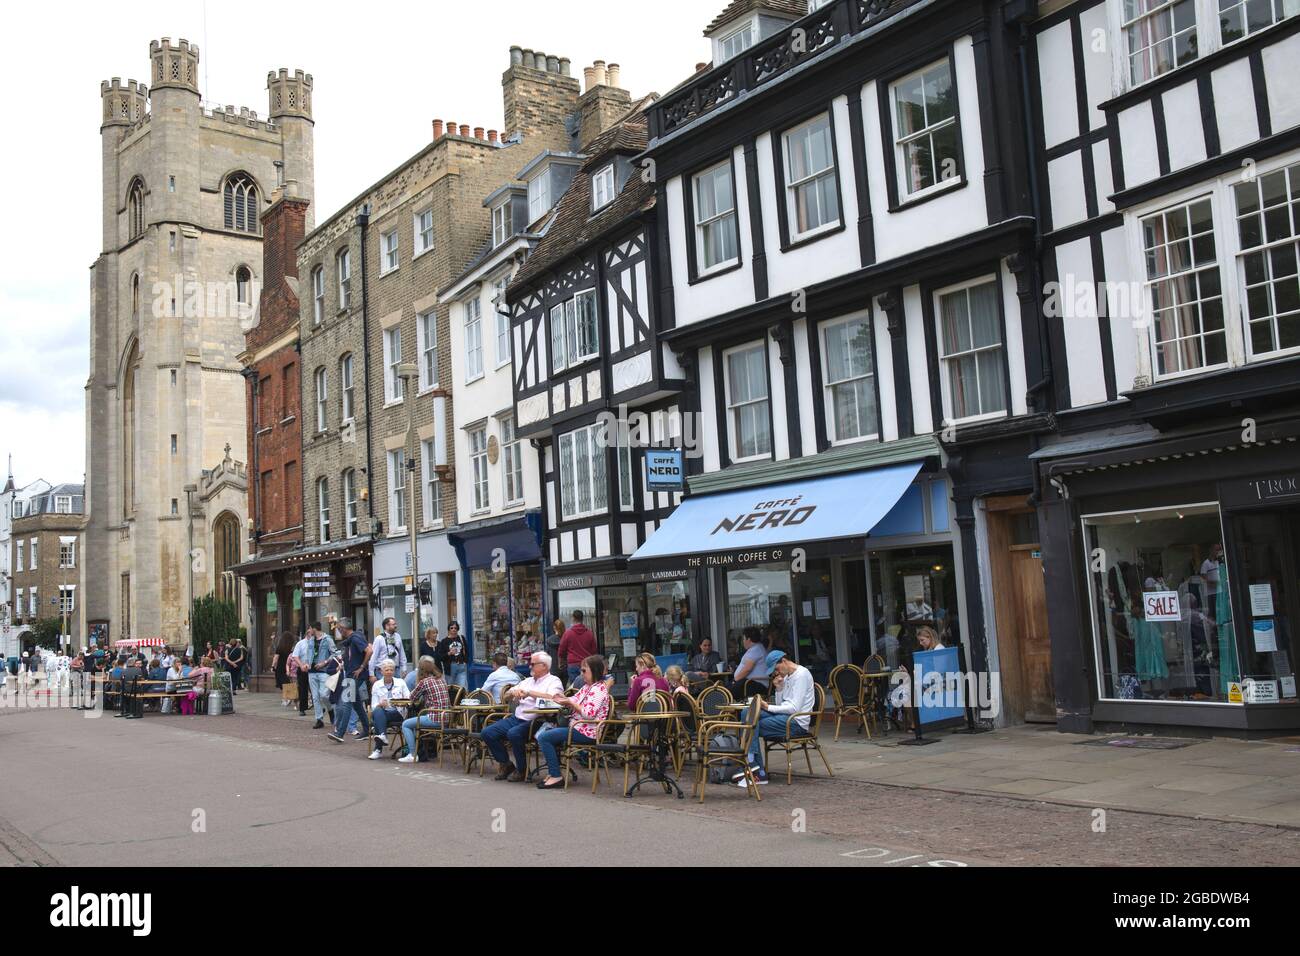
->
[[1010, 545, 1054, 722]]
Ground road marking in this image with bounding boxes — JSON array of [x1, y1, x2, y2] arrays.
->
[[841, 846, 969, 866], [377, 767, 482, 787]]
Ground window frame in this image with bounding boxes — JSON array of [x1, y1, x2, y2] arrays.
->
[[340, 353, 355, 422], [380, 228, 400, 275], [387, 448, 408, 534], [820, 313, 881, 445], [469, 424, 490, 514], [317, 475, 331, 543], [1233, 157, 1300, 363], [417, 309, 439, 392], [931, 274, 1012, 426], [314, 366, 328, 433], [414, 208, 434, 257], [420, 439, 443, 528], [591, 164, 616, 212], [342, 468, 358, 538], [312, 266, 325, 326], [722, 341, 774, 464], [557, 423, 609, 522], [337, 249, 352, 312], [383, 327, 405, 404], [687, 157, 742, 280], [501, 416, 524, 507], [885, 55, 965, 206], [779, 112, 844, 245], [492, 202, 511, 248], [493, 278, 512, 368], [59, 539, 76, 569], [549, 288, 600, 373], [464, 297, 484, 383], [528, 173, 551, 224]]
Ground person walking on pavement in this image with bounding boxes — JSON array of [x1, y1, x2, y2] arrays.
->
[[435, 621, 468, 690], [558, 610, 598, 689], [291, 629, 312, 716], [327, 617, 371, 744], [298, 622, 336, 728], [370, 617, 408, 680]]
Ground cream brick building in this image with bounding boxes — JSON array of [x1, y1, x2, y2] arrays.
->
[[83, 37, 315, 646]]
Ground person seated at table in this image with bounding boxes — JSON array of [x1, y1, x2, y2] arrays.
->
[[109, 656, 127, 681], [122, 656, 144, 684], [481, 651, 564, 782], [179, 661, 215, 715], [482, 653, 520, 703], [915, 625, 945, 652], [367, 660, 410, 760], [734, 650, 815, 789], [398, 656, 450, 764], [729, 628, 770, 692], [664, 665, 691, 698], [180, 656, 193, 678], [686, 638, 722, 680], [627, 652, 670, 710], [535, 655, 610, 790], [162, 657, 185, 714], [148, 658, 168, 682]]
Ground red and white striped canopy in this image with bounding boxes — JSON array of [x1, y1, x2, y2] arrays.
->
[[113, 638, 166, 648]]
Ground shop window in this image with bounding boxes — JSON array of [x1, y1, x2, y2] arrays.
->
[[1084, 504, 1239, 702], [1227, 508, 1298, 702], [556, 588, 597, 650], [473, 567, 514, 663], [868, 545, 961, 671], [646, 579, 693, 658], [725, 565, 794, 666]]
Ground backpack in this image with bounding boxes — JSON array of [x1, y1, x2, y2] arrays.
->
[[705, 733, 742, 784]]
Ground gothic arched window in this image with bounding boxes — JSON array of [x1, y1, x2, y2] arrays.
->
[[121, 340, 141, 517], [236, 266, 252, 306], [213, 512, 242, 616], [223, 172, 259, 233], [128, 178, 146, 240]]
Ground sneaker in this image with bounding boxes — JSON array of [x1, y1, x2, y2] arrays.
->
[[326, 733, 344, 743], [351, 729, 364, 738], [731, 763, 761, 782], [735, 773, 768, 789], [367, 750, 382, 760], [313, 720, 324, 729], [397, 754, 417, 763]]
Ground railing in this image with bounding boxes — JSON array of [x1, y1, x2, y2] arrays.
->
[[648, 0, 911, 140]]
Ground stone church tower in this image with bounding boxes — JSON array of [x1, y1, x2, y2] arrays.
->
[[84, 38, 315, 646]]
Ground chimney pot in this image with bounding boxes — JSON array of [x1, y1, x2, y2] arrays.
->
[[432, 119, 444, 138], [474, 126, 485, 140], [607, 64, 621, 88], [488, 129, 499, 143], [558, 57, 571, 76], [459, 124, 470, 137], [446, 120, 457, 136], [533, 52, 547, 71], [583, 66, 596, 91], [510, 46, 524, 66], [546, 55, 560, 73], [593, 60, 607, 87], [695, 62, 708, 73]]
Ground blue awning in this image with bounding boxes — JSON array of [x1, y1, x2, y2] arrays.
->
[[629, 462, 924, 571]]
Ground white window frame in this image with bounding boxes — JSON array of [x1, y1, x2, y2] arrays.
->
[[337, 249, 352, 311], [501, 416, 524, 507], [617, 426, 635, 510], [722, 342, 773, 463], [494, 279, 512, 368], [15, 588, 23, 621], [492, 202, 511, 248], [782, 114, 841, 241], [311, 266, 325, 326], [340, 354, 355, 422], [557, 424, 609, 521], [55, 495, 72, 513], [380, 229, 400, 275], [418, 310, 439, 392], [1233, 156, 1300, 363], [59, 539, 76, 569], [317, 476, 331, 542], [314, 367, 328, 432], [387, 449, 407, 534], [29, 538, 37, 567], [934, 275, 1009, 425], [414, 208, 434, 257], [550, 289, 600, 373], [29, 587, 36, 619], [890, 57, 962, 201], [420, 440, 443, 528], [528, 173, 551, 224], [59, 584, 76, 616], [464, 298, 484, 382], [15, 540, 23, 573], [1118, 0, 1201, 88], [1217, 0, 1300, 45], [693, 161, 740, 276], [469, 425, 490, 514], [384, 328, 404, 404], [821, 314, 879, 445], [342, 468, 358, 538], [591, 164, 616, 211], [717, 20, 755, 61]]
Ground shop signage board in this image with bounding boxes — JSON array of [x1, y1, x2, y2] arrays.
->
[[1227, 682, 1244, 703], [1142, 591, 1180, 622], [645, 449, 685, 492], [1221, 473, 1300, 508], [1249, 584, 1274, 617], [1252, 620, 1278, 652], [913, 647, 965, 726], [1242, 679, 1280, 704]]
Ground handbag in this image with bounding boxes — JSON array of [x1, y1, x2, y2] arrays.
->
[[325, 669, 341, 693]]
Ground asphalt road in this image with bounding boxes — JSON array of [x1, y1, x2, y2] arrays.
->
[[3, 707, 1299, 867]]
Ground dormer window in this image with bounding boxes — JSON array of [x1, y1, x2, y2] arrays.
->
[[591, 165, 616, 212], [719, 22, 754, 61], [528, 175, 552, 224], [492, 202, 511, 248]]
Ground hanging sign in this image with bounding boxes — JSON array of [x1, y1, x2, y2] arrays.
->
[[645, 449, 685, 492]]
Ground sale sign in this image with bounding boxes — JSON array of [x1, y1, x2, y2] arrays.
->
[[1143, 590, 1181, 622]]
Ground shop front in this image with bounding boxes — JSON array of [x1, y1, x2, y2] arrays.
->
[[372, 532, 459, 661], [448, 513, 545, 685], [1038, 423, 1300, 733], [629, 462, 972, 688]]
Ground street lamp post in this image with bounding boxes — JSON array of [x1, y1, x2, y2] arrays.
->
[[397, 363, 421, 670], [184, 484, 198, 654]]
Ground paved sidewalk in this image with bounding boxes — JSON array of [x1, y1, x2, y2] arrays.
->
[[233, 690, 1300, 827]]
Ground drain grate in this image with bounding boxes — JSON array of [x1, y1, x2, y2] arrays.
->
[[1076, 736, 1197, 750]]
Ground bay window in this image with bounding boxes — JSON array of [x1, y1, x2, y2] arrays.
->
[[1234, 160, 1300, 359], [1141, 197, 1227, 377], [550, 289, 599, 372], [558, 424, 608, 520]]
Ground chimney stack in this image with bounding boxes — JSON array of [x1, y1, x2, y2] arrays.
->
[[578, 59, 634, 149]]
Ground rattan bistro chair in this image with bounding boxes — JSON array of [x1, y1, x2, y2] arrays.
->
[[694, 695, 763, 803], [432, 688, 491, 766], [578, 691, 665, 794], [829, 664, 869, 741], [763, 683, 834, 784], [696, 683, 733, 721]]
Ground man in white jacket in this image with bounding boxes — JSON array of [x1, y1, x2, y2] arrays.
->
[[369, 617, 408, 680], [368, 660, 410, 759], [735, 649, 815, 788]]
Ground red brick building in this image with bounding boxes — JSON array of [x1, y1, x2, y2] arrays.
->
[[235, 184, 310, 676]]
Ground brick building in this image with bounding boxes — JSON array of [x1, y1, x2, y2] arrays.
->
[[232, 184, 310, 673], [288, 46, 580, 655], [9, 485, 86, 649]]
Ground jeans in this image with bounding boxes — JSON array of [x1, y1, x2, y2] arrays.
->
[[536, 724, 593, 778], [449, 663, 468, 689], [308, 673, 331, 721], [481, 715, 530, 772], [404, 671, 419, 692], [297, 670, 310, 713], [371, 707, 403, 751], [401, 715, 441, 757], [566, 665, 581, 688], [744, 703, 807, 773], [334, 678, 370, 738]]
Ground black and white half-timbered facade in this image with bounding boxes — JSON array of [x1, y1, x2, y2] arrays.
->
[[629, 0, 1057, 719], [1030, 0, 1300, 733], [507, 104, 704, 683]]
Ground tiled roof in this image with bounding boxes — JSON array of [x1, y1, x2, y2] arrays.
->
[[704, 0, 807, 36], [510, 103, 656, 291]]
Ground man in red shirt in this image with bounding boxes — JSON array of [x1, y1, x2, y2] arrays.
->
[[557, 610, 598, 688]]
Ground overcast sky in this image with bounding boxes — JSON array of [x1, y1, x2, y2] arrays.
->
[[0, 0, 713, 491]]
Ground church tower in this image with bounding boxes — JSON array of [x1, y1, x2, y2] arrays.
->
[[84, 38, 316, 647]]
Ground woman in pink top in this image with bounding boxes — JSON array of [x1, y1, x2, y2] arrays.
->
[[536, 655, 611, 790], [627, 652, 670, 710]]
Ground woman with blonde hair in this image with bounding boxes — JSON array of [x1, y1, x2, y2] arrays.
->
[[627, 651, 670, 709], [664, 664, 690, 697]]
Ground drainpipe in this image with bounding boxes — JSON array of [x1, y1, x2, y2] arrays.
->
[[356, 208, 376, 525], [1017, 20, 1053, 409], [242, 368, 261, 542]]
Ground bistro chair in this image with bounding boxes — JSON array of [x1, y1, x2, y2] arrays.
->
[[434, 688, 491, 766], [671, 690, 703, 773], [738, 679, 768, 701], [579, 691, 665, 794], [561, 703, 622, 793], [697, 683, 733, 721], [693, 695, 762, 803], [829, 664, 869, 741], [763, 684, 834, 784], [447, 684, 466, 707]]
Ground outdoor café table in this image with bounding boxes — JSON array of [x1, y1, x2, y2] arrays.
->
[[624, 711, 688, 799]]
